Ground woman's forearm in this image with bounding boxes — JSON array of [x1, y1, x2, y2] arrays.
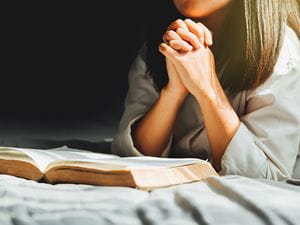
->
[[195, 75, 240, 171], [132, 86, 187, 156]]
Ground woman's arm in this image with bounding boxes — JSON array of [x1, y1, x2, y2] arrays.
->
[[132, 21, 210, 157], [158, 19, 240, 171], [132, 84, 187, 157], [111, 45, 190, 157], [194, 72, 240, 171], [160, 42, 240, 171]]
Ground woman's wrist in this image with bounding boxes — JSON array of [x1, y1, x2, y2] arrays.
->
[[193, 71, 219, 105], [162, 84, 189, 102], [194, 86, 217, 105]]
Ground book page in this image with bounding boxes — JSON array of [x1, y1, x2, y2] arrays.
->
[[10, 145, 119, 173], [122, 156, 208, 168], [0, 147, 36, 164], [4, 145, 208, 173], [47, 156, 208, 170], [102, 156, 208, 168]]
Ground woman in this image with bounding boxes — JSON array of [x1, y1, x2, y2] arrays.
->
[[112, 0, 300, 180]]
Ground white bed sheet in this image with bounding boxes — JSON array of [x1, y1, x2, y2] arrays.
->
[[0, 174, 299, 225]]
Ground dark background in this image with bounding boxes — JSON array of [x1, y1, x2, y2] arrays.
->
[[0, 2, 152, 151]]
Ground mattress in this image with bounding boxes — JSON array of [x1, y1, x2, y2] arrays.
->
[[0, 174, 299, 225]]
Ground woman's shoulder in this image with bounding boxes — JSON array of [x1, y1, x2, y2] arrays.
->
[[273, 25, 299, 76], [127, 42, 156, 87], [128, 43, 147, 74]]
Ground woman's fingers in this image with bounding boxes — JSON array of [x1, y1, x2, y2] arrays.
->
[[167, 19, 189, 32], [163, 18, 213, 52], [176, 27, 201, 49], [169, 40, 193, 52], [159, 43, 179, 59], [184, 19, 213, 46], [163, 30, 182, 43], [197, 22, 213, 46], [163, 30, 193, 52], [184, 19, 205, 45]]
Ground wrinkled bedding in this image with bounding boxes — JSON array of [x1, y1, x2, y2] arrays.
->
[[0, 174, 299, 225]]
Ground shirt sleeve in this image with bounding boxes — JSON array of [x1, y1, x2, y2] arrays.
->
[[220, 27, 300, 181], [111, 46, 172, 157]]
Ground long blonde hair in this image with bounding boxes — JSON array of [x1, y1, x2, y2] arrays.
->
[[242, 0, 300, 90]]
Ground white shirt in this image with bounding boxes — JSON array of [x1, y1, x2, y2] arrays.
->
[[111, 26, 300, 181]]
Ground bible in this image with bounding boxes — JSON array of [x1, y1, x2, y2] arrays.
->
[[0, 145, 218, 190]]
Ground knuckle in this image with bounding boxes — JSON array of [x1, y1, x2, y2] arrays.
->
[[164, 31, 176, 42], [166, 30, 173, 36], [197, 22, 210, 34], [191, 32, 198, 39], [187, 33, 197, 41], [159, 43, 165, 49], [184, 18, 192, 24], [175, 19, 183, 24], [163, 32, 170, 39], [169, 42, 179, 50], [183, 42, 191, 48], [176, 27, 183, 33], [197, 22, 203, 28], [198, 29, 204, 35], [169, 40, 176, 45], [163, 33, 168, 40], [197, 22, 204, 27], [197, 23, 205, 30], [178, 40, 185, 45], [196, 28, 204, 37]]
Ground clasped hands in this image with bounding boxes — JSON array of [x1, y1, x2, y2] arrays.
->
[[159, 19, 217, 100]]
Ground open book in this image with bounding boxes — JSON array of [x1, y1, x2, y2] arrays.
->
[[0, 146, 218, 190]]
